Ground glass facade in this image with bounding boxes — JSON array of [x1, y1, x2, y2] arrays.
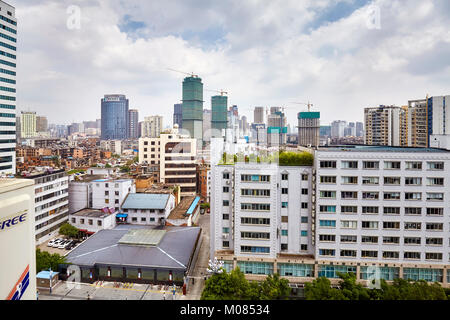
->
[[278, 264, 314, 277], [360, 266, 399, 281], [237, 261, 273, 275], [182, 76, 203, 141], [211, 95, 228, 136], [403, 268, 443, 282], [101, 94, 129, 140], [318, 265, 356, 278]]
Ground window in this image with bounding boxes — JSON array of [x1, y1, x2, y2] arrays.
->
[[361, 250, 378, 258], [341, 161, 358, 169], [97, 220, 102, 226], [320, 176, 336, 184], [362, 192, 379, 200], [241, 217, 270, 225], [302, 174, 308, 181], [223, 214, 229, 220], [319, 220, 336, 227], [425, 238, 442, 246], [362, 221, 378, 229], [281, 244, 288, 251], [426, 223, 443, 231], [80, 219, 84, 224], [383, 221, 400, 229], [301, 188, 308, 195], [281, 174, 288, 180], [282, 188, 288, 194], [340, 250, 357, 257], [405, 192, 421, 200], [383, 206, 400, 215], [320, 161, 336, 168], [362, 176, 379, 185], [361, 236, 378, 244], [404, 252, 421, 260], [301, 216, 308, 223], [384, 161, 400, 169], [404, 237, 421, 245], [341, 235, 357, 243], [427, 177, 444, 186], [426, 193, 444, 201], [341, 176, 358, 184], [319, 205, 336, 213], [300, 244, 308, 251], [301, 202, 308, 209], [223, 187, 229, 193], [241, 189, 270, 197], [383, 251, 399, 259], [241, 246, 270, 254], [426, 208, 443, 216], [319, 234, 335, 242], [362, 206, 379, 214], [132, 217, 137, 222], [241, 232, 270, 239], [427, 162, 444, 170], [341, 191, 358, 199], [71, 218, 76, 223], [223, 200, 229, 206], [405, 161, 422, 170], [341, 220, 357, 229], [425, 252, 442, 260], [301, 230, 308, 237], [383, 192, 400, 200], [341, 206, 357, 214], [281, 202, 288, 208], [404, 207, 421, 215], [384, 177, 400, 185], [141, 217, 146, 222], [241, 174, 270, 182], [223, 241, 229, 248], [363, 161, 379, 169], [383, 236, 399, 244], [320, 191, 336, 199], [319, 249, 335, 256], [241, 203, 270, 211], [281, 216, 288, 223], [405, 177, 422, 185], [223, 173, 230, 179], [223, 227, 230, 233]]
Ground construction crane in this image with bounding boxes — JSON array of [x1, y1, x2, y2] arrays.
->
[[167, 67, 199, 78], [289, 101, 314, 112], [205, 89, 228, 96]]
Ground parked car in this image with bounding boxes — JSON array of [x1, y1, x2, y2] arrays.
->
[[63, 240, 73, 249], [51, 238, 64, 247], [47, 239, 56, 247]]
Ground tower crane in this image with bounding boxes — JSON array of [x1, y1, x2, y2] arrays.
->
[[289, 101, 314, 112], [205, 89, 228, 96], [167, 68, 199, 78]]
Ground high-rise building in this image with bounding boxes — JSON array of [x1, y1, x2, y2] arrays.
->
[[36, 116, 48, 133], [407, 98, 427, 147], [267, 108, 287, 147], [101, 94, 129, 140], [20, 111, 36, 138], [253, 106, 265, 124], [173, 103, 182, 128], [141, 115, 163, 138], [128, 109, 139, 139], [426, 95, 450, 146], [355, 122, 364, 137], [298, 111, 320, 147], [203, 109, 212, 143], [0, 1, 16, 175], [330, 120, 346, 139], [211, 95, 227, 138], [364, 106, 407, 146], [182, 76, 203, 145]]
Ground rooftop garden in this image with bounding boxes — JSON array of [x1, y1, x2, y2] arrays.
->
[[219, 150, 314, 166]]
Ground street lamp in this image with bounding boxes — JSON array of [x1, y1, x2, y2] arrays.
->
[[207, 258, 224, 275]]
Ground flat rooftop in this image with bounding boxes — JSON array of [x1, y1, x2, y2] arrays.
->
[[168, 196, 198, 220], [65, 225, 201, 270], [122, 193, 170, 210], [318, 145, 450, 153], [70, 208, 113, 218]]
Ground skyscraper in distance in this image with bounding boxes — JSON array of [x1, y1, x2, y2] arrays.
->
[[101, 94, 129, 140], [182, 76, 203, 145], [211, 95, 227, 138], [128, 109, 139, 139], [173, 103, 182, 128], [0, 1, 16, 175]]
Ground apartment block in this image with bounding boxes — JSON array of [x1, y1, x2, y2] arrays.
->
[[364, 106, 407, 146], [315, 146, 450, 284]]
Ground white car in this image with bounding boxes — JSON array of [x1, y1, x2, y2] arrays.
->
[[57, 240, 70, 249], [51, 238, 64, 247], [47, 239, 56, 247]]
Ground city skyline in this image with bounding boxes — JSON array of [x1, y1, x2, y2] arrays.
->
[[13, 0, 450, 127]]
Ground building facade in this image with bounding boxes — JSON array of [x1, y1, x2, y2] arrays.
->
[[128, 109, 139, 139], [141, 115, 163, 138], [364, 105, 407, 147], [211, 95, 228, 138], [101, 94, 129, 140], [298, 111, 320, 148], [173, 103, 182, 128], [182, 76, 203, 145]]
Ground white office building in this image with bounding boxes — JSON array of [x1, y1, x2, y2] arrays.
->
[[91, 178, 135, 211], [0, 1, 17, 175], [315, 146, 450, 284]]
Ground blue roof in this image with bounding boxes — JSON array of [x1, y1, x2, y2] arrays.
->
[[122, 193, 170, 210], [36, 271, 59, 279], [116, 213, 128, 218], [186, 196, 201, 215]]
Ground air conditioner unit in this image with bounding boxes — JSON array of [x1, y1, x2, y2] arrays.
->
[[222, 234, 229, 239]]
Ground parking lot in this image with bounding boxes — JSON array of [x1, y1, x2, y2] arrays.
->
[[37, 237, 85, 256]]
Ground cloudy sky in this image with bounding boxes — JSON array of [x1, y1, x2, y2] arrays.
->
[[14, 0, 450, 127]]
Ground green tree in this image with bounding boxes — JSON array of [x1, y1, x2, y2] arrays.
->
[[59, 222, 79, 238], [201, 268, 254, 300], [120, 165, 130, 173], [258, 273, 291, 300], [304, 276, 345, 300], [36, 249, 67, 273]]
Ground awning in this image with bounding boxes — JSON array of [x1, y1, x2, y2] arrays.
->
[[116, 213, 128, 218]]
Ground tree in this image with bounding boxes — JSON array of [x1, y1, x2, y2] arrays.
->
[[59, 222, 79, 238], [36, 249, 67, 273], [305, 276, 346, 300], [258, 273, 291, 300], [201, 267, 255, 300]]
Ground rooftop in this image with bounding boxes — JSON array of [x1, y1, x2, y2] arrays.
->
[[318, 145, 450, 153], [70, 208, 113, 218], [121, 193, 170, 210], [168, 196, 198, 220], [118, 229, 166, 246]]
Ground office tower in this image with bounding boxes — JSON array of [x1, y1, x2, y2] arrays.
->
[[139, 126, 197, 198], [210, 161, 314, 273], [101, 94, 129, 140], [254, 106, 264, 124], [128, 109, 139, 139], [182, 76, 203, 144], [298, 111, 320, 147], [267, 108, 287, 147], [250, 123, 266, 146], [211, 95, 227, 138], [0, 1, 16, 175], [20, 111, 36, 138], [364, 106, 407, 146], [315, 145, 450, 283], [240, 115, 249, 137], [141, 115, 163, 138], [36, 116, 48, 133], [1, 178, 37, 300], [426, 95, 450, 145], [355, 122, 364, 137], [330, 120, 346, 139], [320, 125, 331, 137], [203, 109, 212, 143], [173, 103, 182, 128]]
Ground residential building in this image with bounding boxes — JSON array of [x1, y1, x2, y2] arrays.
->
[[141, 115, 163, 138], [407, 98, 427, 147], [139, 126, 197, 198], [20, 111, 36, 138], [364, 105, 407, 146], [298, 111, 320, 148], [69, 208, 116, 234], [331, 120, 346, 139], [101, 94, 129, 140], [267, 108, 287, 147], [0, 2, 16, 175], [250, 123, 267, 146], [22, 168, 69, 245], [253, 106, 265, 124], [128, 109, 139, 139], [203, 109, 212, 142], [36, 116, 48, 133], [91, 178, 135, 212], [0, 178, 36, 300]]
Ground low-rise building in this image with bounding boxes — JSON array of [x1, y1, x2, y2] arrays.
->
[[69, 208, 116, 234]]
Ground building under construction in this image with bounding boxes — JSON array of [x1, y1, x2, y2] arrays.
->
[[211, 95, 228, 137], [298, 111, 320, 148], [182, 76, 204, 145]]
